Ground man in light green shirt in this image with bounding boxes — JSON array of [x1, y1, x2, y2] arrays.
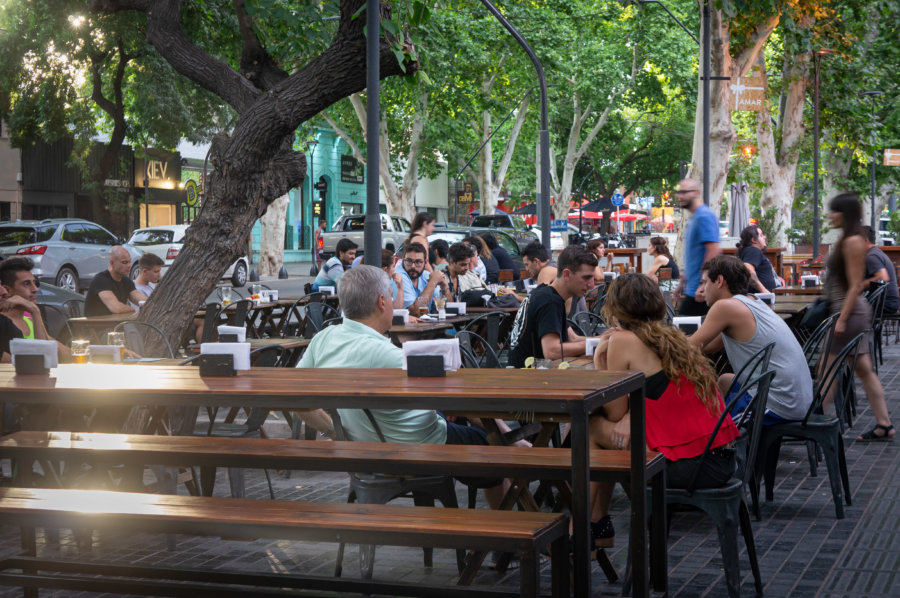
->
[[296, 265, 505, 507]]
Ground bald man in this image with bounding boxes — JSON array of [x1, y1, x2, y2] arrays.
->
[[673, 178, 720, 316], [84, 246, 148, 316]]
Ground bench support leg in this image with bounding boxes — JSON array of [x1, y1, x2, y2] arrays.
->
[[550, 535, 571, 598], [21, 526, 37, 598], [520, 548, 539, 598]]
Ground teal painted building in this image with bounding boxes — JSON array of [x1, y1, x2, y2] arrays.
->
[[250, 127, 367, 263]]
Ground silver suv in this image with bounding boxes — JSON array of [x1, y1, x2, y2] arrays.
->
[[0, 219, 142, 292]]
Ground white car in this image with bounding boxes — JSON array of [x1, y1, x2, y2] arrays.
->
[[529, 226, 564, 251], [127, 225, 250, 287]]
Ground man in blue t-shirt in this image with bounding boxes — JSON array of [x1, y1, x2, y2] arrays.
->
[[313, 238, 357, 291], [674, 178, 720, 315]]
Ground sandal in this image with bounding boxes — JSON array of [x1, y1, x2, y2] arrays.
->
[[857, 424, 895, 442], [591, 515, 615, 549]]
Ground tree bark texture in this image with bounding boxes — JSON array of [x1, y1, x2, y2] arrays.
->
[[756, 53, 809, 248], [92, 0, 415, 355]]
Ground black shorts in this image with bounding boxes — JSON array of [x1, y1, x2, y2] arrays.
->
[[678, 294, 709, 316], [445, 421, 502, 488], [666, 447, 736, 490]]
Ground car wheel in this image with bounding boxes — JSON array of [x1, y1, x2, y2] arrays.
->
[[130, 263, 140, 281], [231, 261, 248, 287], [55, 267, 79, 292]]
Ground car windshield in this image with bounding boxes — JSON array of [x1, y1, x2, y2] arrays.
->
[[471, 215, 508, 228], [130, 230, 176, 245], [0, 225, 57, 247]]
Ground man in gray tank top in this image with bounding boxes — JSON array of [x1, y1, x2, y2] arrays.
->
[[689, 255, 813, 422]]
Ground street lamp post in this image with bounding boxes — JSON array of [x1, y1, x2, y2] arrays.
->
[[364, 0, 382, 266], [860, 90, 884, 231], [305, 139, 319, 251]]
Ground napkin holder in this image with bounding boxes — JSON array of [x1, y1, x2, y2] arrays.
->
[[217, 324, 246, 343], [11, 339, 57, 374], [219, 334, 239, 342], [406, 355, 445, 377], [200, 342, 251, 371], [320, 286, 335, 296], [672, 316, 701, 335], [392, 309, 409, 326], [585, 337, 601, 357], [446, 302, 466, 315], [801, 275, 819, 288], [89, 345, 121, 364], [198, 354, 235, 377], [603, 271, 617, 283], [754, 292, 775, 306]]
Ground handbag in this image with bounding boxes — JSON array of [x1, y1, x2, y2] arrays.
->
[[800, 297, 830, 332]]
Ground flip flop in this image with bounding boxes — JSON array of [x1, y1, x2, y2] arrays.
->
[[857, 424, 895, 442]]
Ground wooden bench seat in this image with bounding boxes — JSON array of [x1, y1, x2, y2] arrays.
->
[[0, 487, 569, 598], [0, 431, 665, 485]]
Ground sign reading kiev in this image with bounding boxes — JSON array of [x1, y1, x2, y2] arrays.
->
[[340, 155, 364, 184], [133, 149, 182, 190]]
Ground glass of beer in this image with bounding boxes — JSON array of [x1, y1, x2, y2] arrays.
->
[[107, 331, 126, 361], [418, 306, 429, 317], [221, 286, 232, 306], [71, 340, 90, 364]]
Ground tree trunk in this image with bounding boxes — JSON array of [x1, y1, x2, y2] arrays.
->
[[258, 194, 290, 276]]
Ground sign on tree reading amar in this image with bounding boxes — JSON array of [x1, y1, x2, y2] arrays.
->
[[885, 149, 900, 167], [730, 69, 766, 112]]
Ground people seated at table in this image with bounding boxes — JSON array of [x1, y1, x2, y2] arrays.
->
[[398, 242, 449, 315], [446, 243, 486, 299], [586, 239, 614, 284], [313, 238, 357, 291], [690, 255, 813, 423], [589, 273, 739, 547], [508, 245, 595, 368], [380, 248, 406, 310], [406, 212, 436, 272], [737, 224, 779, 293], [480, 232, 519, 280], [294, 265, 507, 507], [645, 236, 679, 290], [128, 253, 164, 310], [521, 241, 557, 286], [825, 194, 893, 441], [0, 256, 70, 360], [429, 239, 450, 272], [464, 235, 497, 284], [0, 283, 24, 363], [861, 225, 899, 315], [84, 246, 148, 317]]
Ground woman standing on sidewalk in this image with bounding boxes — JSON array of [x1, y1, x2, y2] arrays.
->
[[825, 193, 894, 441]]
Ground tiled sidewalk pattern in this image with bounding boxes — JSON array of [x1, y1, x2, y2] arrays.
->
[[0, 346, 897, 597]]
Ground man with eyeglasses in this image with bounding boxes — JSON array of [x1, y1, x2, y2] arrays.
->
[[398, 242, 449, 315], [673, 178, 720, 316]]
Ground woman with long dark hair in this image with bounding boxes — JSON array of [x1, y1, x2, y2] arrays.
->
[[587, 274, 738, 546], [736, 224, 777, 293], [646, 236, 679, 289], [406, 212, 436, 272], [825, 194, 893, 440]]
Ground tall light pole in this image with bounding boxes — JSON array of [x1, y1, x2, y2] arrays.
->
[[812, 49, 833, 260], [364, 0, 382, 266], [860, 90, 884, 231], [305, 139, 319, 250]]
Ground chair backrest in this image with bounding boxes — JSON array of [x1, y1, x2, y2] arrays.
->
[[571, 311, 607, 337], [230, 299, 252, 328], [657, 267, 672, 281], [865, 282, 888, 325], [113, 321, 175, 358], [250, 344, 285, 367], [498, 269, 514, 283], [456, 329, 502, 368], [809, 332, 865, 427], [63, 298, 85, 318], [37, 303, 73, 342], [283, 293, 328, 338], [462, 311, 508, 351], [802, 313, 838, 379], [201, 302, 223, 343], [723, 341, 775, 400], [687, 369, 776, 494]]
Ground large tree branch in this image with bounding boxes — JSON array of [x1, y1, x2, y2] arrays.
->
[[323, 111, 367, 165], [732, 13, 780, 78], [495, 94, 529, 189], [92, 0, 262, 112], [233, 0, 289, 91]]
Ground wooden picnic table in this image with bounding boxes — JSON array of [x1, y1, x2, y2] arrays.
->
[[0, 364, 654, 598], [388, 321, 454, 346], [774, 285, 823, 296]]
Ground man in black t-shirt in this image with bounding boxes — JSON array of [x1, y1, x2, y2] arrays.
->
[[862, 226, 899, 314], [737, 224, 777, 293], [0, 284, 24, 362], [508, 245, 597, 368], [84, 246, 148, 316]]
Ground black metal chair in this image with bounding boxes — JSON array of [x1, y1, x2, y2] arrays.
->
[[63, 297, 85, 318], [461, 311, 509, 355], [753, 333, 864, 520], [864, 282, 888, 373], [282, 294, 340, 339], [37, 303, 74, 343], [569, 312, 607, 337], [112, 321, 175, 358], [199, 302, 223, 343], [329, 409, 464, 580], [457, 329, 502, 369]]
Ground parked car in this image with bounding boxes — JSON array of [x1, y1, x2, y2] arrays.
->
[[529, 226, 564, 251], [0, 219, 141, 292], [531, 224, 596, 251], [427, 227, 526, 272], [469, 213, 539, 252], [319, 213, 411, 261], [127, 225, 250, 287]]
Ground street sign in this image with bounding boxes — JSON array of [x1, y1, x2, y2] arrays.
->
[[551, 219, 568, 232], [885, 149, 900, 167], [729, 75, 766, 111], [457, 183, 474, 203], [184, 179, 199, 206], [611, 193, 624, 207]]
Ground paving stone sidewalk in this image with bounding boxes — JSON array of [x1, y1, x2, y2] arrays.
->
[[0, 342, 897, 597]]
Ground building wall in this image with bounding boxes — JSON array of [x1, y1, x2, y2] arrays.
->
[[0, 122, 23, 221]]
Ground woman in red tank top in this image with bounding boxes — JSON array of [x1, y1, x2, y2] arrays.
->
[[584, 274, 738, 550]]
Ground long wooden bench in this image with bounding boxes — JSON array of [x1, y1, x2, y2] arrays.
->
[[1, 431, 668, 590], [0, 487, 569, 598]]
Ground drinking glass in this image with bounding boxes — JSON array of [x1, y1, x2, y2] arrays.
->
[[534, 358, 552, 369], [434, 296, 447, 311], [106, 331, 126, 361], [221, 286, 233, 306], [70, 340, 90, 364], [250, 284, 262, 297]]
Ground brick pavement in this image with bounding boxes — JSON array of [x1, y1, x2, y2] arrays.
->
[[0, 342, 898, 597]]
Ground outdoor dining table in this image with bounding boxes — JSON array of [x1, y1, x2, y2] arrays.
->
[[188, 337, 311, 367], [67, 312, 138, 342], [388, 320, 454, 345], [773, 285, 823, 296], [0, 363, 655, 598]]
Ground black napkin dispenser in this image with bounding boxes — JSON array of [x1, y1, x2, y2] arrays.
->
[[406, 355, 445, 378], [199, 353, 236, 377], [14, 354, 49, 375], [444, 306, 460, 316], [392, 315, 408, 326], [218, 333, 239, 342]]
